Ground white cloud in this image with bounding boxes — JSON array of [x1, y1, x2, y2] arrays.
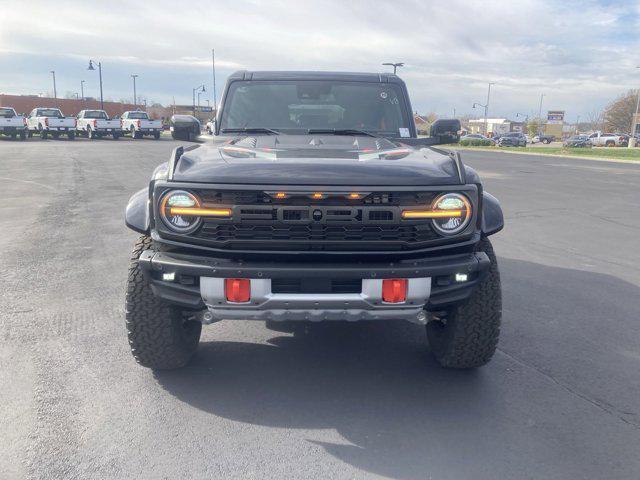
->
[[0, 0, 638, 117]]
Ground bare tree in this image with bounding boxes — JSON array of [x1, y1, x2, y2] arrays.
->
[[603, 90, 637, 133], [586, 109, 604, 132]]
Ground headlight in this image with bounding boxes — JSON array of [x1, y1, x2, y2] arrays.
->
[[160, 190, 202, 233], [430, 193, 472, 234], [159, 190, 232, 234], [401, 192, 472, 235]]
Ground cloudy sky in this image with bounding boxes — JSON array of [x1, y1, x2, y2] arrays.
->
[[1, 0, 638, 120]]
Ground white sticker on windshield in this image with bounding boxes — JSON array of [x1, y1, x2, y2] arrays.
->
[[399, 128, 410, 138]]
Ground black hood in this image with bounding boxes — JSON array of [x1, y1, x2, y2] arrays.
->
[[171, 135, 461, 186]]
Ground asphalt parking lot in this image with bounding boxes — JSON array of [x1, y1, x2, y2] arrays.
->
[[1, 137, 639, 479]]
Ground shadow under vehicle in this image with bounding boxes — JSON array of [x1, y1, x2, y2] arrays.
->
[[124, 71, 504, 371]]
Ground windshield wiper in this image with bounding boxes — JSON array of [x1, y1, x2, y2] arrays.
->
[[222, 127, 280, 135], [307, 128, 379, 138]]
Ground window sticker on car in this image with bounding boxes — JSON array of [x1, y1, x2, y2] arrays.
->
[[399, 128, 410, 137]]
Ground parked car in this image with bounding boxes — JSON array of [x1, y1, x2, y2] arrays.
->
[[170, 115, 201, 141], [587, 132, 626, 147], [0, 107, 27, 140], [124, 70, 504, 371], [531, 134, 555, 144], [76, 109, 122, 139], [497, 132, 527, 147], [26, 107, 76, 140], [563, 135, 591, 148], [121, 110, 162, 139]]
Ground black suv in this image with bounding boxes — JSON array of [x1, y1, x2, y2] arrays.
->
[[124, 71, 504, 370]]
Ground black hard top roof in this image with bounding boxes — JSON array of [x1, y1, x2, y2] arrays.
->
[[228, 70, 405, 84]]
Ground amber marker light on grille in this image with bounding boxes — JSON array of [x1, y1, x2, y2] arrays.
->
[[348, 193, 362, 199], [401, 209, 464, 219], [311, 192, 324, 199], [274, 192, 287, 199], [169, 207, 232, 217]]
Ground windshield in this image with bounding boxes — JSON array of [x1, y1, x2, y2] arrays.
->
[[220, 80, 411, 136], [0, 108, 16, 118], [128, 112, 149, 119], [37, 109, 63, 118], [84, 110, 108, 119]]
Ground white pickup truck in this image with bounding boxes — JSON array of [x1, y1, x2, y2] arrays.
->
[[587, 132, 627, 147], [0, 107, 27, 140], [26, 107, 76, 140], [76, 109, 122, 139], [120, 110, 162, 139]]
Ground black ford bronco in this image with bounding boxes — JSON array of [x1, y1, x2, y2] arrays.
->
[[124, 71, 503, 370]]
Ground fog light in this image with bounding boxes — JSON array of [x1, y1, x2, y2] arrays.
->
[[455, 273, 468, 282], [382, 279, 407, 303], [162, 272, 175, 281], [225, 278, 251, 303]]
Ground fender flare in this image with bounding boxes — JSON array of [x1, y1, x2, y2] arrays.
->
[[125, 187, 151, 234], [481, 191, 504, 236]]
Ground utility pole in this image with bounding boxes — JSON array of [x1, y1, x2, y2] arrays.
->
[[131, 74, 138, 107], [212, 49, 217, 116], [50, 71, 57, 98], [80, 80, 85, 101], [453, 107, 456, 118]]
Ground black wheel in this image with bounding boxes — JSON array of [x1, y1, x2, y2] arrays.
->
[[543, 138, 550, 144], [153, 131, 161, 140], [52, 132, 60, 139], [28, 131, 33, 138], [426, 238, 502, 368], [605, 140, 615, 147], [19, 131, 26, 141], [68, 131, 75, 140], [113, 132, 120, 140], [125, 236, 202, 369], [39, 126, 47, 140], [88, 126, 96, 140], [10, 133, 16, 140]]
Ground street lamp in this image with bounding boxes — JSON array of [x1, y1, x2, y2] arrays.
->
[[74, 92, 79, 100], [88, 60, 104, 109], [632, 66, 640, 139], [50, 70, 57, 99], [192, 84, 206, 115], [382, 62, 404, 74], [131, 74, 138, 107], [473, 82, 495, 135], [537, 93, 546, 134], [80, 80, 85, 101]]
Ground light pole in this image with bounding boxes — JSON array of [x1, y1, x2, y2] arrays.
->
[[197, 90, 203, 110], [74, 92, 79, 100], [576, 115, 580, 134], [537, 93, 546, 134], [632, 66, 640, 139], [50, 70, 57, 98], [212, 49, 217, 116], [193, 84, 206, 115], [472, 102, 487, 134], [382, 62, 404, 74], [484, 82, 495, 136], [80, 80, 85, 101], [88, 60, 104, 109], [131, 74, 138, 107]]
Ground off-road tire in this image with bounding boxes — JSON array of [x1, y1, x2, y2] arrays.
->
[[19, 131, 26, 141], [68, 132, 75, 140], [153, 131, 161, 140], [125, 236, 202, 369], [426, 237, 502, 368]]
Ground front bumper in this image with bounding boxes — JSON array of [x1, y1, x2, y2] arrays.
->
[[137, 249, 491, 322]]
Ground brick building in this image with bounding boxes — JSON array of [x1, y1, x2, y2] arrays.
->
[[0, 94, 166, 120]]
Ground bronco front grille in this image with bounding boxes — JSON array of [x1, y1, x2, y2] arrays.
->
[[157, 188, 471, 252]]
